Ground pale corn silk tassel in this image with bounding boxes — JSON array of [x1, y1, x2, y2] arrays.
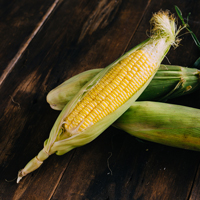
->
[[17, 10, 181, 183]]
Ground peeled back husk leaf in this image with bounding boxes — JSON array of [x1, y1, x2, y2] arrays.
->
[[47, 69, 102, 110]]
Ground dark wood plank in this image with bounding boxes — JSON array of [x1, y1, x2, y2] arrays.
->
[[0, 0, 150, 199], [189, 167, 200, 200], [0, 0, 58, 85]]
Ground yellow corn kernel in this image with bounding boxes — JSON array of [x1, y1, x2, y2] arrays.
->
[[63, 49, 155, 133]]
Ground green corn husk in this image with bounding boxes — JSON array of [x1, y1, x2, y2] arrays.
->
[[17, 10, 179, 183], [113, 101, 200, 151], [139, 64, 200, 101], [47, 65, 200, 110], [47, 68, 102, 110]]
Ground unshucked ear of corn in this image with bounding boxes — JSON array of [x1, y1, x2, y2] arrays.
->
[[47, 65, 200, 110], [139, 65, 200, 101], [47, 68, 103, 110], [113, 101, 200, 151], [17, 10, 180, 183]]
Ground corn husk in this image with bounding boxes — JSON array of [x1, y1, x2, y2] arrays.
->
[[113, 101, 200, 151], [47, 69, 102, 110]]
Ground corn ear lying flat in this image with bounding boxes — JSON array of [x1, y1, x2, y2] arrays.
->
[[47, 69, 102, 110], [113, 101, 200, 151], [139, 64, 200, 101], [17, 10, 179, 183], [47, 65, 200, 110]]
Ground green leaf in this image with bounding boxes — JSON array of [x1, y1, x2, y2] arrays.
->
[[193, 57, 200, 69], [175, 6, 200, 49]]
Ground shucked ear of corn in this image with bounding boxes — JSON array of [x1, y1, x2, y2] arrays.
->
[[113, 101, 200, 151], [17, 10, 179, 183], [47, 65, 200, 110]]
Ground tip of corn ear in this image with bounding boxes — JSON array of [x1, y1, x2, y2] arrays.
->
[[149, 10, 181, 47]]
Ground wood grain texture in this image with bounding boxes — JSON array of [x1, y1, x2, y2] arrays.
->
[[0, 0, 200, 199], [0, 0, 59, 86]]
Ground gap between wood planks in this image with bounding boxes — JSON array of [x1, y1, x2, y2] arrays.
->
[[119, 0, 152, 57], [0, 0, 62, 87], [187, 160, 200, 200], [48, 151, 76, 200]]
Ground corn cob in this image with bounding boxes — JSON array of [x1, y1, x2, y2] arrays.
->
[[47, 65, 200, 110], [113, 101, 200, 151], [17, 10, 179, 183]]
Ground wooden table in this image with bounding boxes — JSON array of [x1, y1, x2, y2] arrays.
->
[[0, 0, 200, 199]]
